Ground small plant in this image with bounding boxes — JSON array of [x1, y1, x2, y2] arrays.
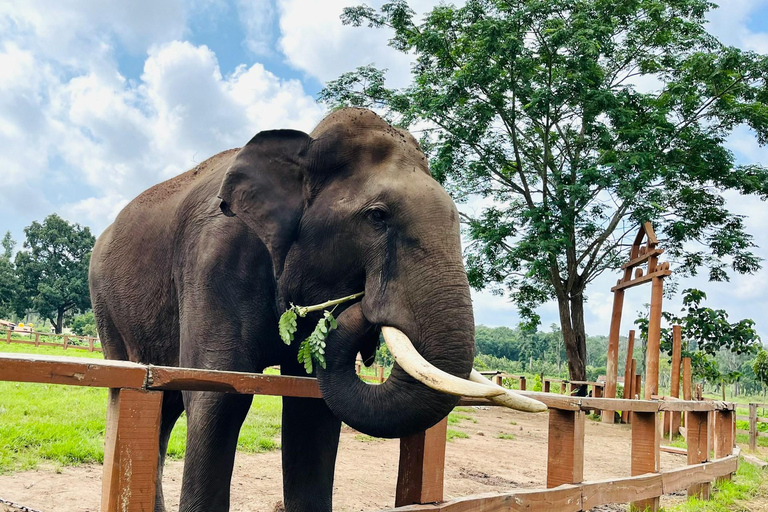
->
[[532, 374, 543, 392], [509, 420, 517, 426], [497, 433, 515, 440], [279, 292, 364, 374]]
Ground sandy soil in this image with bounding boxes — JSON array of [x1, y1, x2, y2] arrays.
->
[[0, 406, 701, 512]]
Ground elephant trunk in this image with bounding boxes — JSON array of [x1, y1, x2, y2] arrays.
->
[[317, 270, 476, 439]]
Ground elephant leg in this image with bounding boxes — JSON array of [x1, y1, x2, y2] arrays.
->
[[282, 396, 341, 512], [178, 391, 253, 512], [155, 390, 184, 512]]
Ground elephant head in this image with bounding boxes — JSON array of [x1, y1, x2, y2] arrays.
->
[[218, 108, 543, 439]]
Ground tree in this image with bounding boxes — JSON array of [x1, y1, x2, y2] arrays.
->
[[14, 214, 95, 333], [2, 231, 15, 259], [754, 350, 768, 403], [70, 311, 98, 337], [0, 238, 16, 319], [320, 0, 768, 382], [636, 288, 761, 394]]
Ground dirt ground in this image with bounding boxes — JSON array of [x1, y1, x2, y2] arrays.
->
[[0, 406, 707, 512]]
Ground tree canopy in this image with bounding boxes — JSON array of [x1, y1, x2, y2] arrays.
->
[[320, 0, 768, 381], [14, 214, 95, 333]]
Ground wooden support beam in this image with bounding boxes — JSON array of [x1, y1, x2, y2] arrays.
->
[[682, 357, 692, 401], [395, 417, 447, 507], [547, 409, 585, 488], [669, 325, 683, 440], [645, 276, 664, 399], [544, 380, 551, 393], [611, 269, 671, 292], [621, 248, 665, 270], [714, 410, 734, 483], [519, 376, 526, 391], [602, 283, 625, 423], [686, 411, 711, 499], [750, 404, 758, 452], [621, 330, 636, 423], [630, 411, 660, 511], [101, 388, 162, 512]]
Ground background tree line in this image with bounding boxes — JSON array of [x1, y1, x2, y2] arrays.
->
[[0, 214, 96, 335]]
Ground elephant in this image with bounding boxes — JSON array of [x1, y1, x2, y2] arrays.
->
[[89, 108, 542, 512]]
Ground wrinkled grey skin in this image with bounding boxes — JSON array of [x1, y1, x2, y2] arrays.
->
[[89, 108, 475, 512]]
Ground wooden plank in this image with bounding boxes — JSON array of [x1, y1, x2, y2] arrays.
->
[[631, 411, 660, 511], [547, 410, 585, 488], [643, 221, 659, 245], [644, 276, 664, 400], [381, 486, 582, 512], [101, 388, 162, 512], [682, 357, 692, 401], [621, 248, 665, 270], [583, 473, 662, 510], [0, 353, 147, 388], [611, 269, 671, 292], [146, 366, 322, 397], [602, 284, 625, 423], [736, 415, 768, 423], [714, 410, 735, 483], [621, 331, 636, 423], [661, 456, 738, 493], [660, 445, 687, 455], [395, 418, 447, 506], [687, 411, 711, 499], [658, 401, 732, 412]]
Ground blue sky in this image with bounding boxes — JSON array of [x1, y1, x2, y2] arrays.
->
[[2, 0, 768, 340]]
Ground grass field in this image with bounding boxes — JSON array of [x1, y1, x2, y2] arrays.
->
[[0, 344, 281, 474]]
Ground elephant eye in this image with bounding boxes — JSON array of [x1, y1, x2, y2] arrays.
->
[[366, 207, 389, 225]]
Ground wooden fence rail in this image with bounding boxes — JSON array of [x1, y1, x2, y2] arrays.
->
[[5, 329, 101, 352], [0, 353, 739, 512]]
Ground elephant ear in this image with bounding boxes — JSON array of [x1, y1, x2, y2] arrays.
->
[[218, 129, 312, 277]]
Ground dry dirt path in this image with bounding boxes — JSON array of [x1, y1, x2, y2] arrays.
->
[[0, 406, 695, 512]]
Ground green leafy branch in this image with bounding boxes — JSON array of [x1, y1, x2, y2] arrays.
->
[[278, 291, 365, 374]]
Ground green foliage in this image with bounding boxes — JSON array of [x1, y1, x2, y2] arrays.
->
[[532, 374, 543, 392], [14, 215, 95, 333], [69, 311, 98, 337], [322, 0, 768, 381], [635, 289, 760, 387], [497, 433, 515, 440], [753, 350, 768, 390], [669, 458, 764, 511], [1, 231, 14, 259], [280, 304, 339, 374], [446, 429, 469, 441]]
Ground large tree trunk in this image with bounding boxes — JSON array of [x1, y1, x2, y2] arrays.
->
[[556, 290, 587, 388], [56, 308, 64, 334]]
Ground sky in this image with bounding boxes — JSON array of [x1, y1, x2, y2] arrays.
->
[[2, 0, 768, 340]]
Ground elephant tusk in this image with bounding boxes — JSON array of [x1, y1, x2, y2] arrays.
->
[[382, 326, 507, 399], [468, 370, 548, 413]]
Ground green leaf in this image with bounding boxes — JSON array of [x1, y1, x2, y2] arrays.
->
[[279, 309, 298, 345]]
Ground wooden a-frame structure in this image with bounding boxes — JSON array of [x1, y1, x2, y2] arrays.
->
[[602, 222, 672, 423]]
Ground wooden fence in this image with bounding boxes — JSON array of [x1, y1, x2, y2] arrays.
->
[[735, 403, 768, 451], [4, 329, 101, 352], [0, 353, 739, 512]]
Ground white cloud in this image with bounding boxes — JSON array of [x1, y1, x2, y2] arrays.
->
[[276, 0, 430, 87], [707, 1, 768, 52], [237, 0, 277, 56]]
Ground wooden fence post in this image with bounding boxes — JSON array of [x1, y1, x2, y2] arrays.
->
[[101, 388, 163, 512], [561, 381, 567, 394], [519, 376, 526, 391], [5, 329, 10, 344], [686, 411, 711, 499], [89, 337, 94, 352], [667, 326, 682, 439], [378, 365, 385, 383], [630, 411, 660, 511], [645, 276, 664, 400], [682, 358, 692, 401], [749, 403, 757, 452], [395, 417, 447, 506], [63, 335, 69, 349], [547, 409, 585, 488], [714, 409, 734, 483], [544, 380, 551, 393], [493, 374, 503, 386], [34, 333, 40, 347], [621, 330, 636, 423]]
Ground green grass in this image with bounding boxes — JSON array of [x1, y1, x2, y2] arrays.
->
[[354, 434, 384, 443], [0, 344, 283, 474], [497, 433, 515, 440], [666, 459, 765, 511], [448, 412, 477, 425], [446, 429, 469, 441]]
